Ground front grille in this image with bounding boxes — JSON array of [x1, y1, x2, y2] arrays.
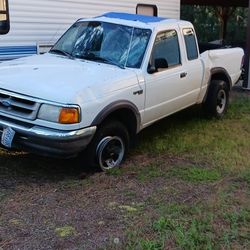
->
[[0, 91, 40, 120]]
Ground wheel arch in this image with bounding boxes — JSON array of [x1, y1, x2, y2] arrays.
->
[[210, 67, 232, 90], [91, 100, 141, 136], [203, 67, 232, 103]]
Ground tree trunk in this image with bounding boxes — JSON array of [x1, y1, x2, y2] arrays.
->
[[214, 7, 235, 42]]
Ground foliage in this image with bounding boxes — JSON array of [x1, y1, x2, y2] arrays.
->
[[181, 5, 248, 45]]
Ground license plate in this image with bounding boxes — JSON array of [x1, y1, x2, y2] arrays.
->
[[1, 127, 15, 148]]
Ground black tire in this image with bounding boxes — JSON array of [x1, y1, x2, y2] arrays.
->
[[203, 80, 229, 118], [85, 120, 130, 171]]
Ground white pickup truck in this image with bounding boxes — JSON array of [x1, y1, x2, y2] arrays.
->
[[0, 12, 244, 171]]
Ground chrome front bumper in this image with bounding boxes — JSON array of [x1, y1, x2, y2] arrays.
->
[[0, 116, 97, 158]]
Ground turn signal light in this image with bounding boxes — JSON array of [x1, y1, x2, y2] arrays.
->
[[59, 108, 80, 124]]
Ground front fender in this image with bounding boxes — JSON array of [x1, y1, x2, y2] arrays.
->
[[91, 100, 141, 133]]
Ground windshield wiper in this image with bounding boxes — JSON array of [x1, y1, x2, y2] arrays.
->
[[50, 49, 74, 59], [79, 54, 125, 69]]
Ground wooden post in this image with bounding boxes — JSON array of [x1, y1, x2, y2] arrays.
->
[[243, 0, 250, 89]]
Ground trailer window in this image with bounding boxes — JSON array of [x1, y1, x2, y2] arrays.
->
[[183, 28, 199, 60], [0, 0, 9, 34], [136, 4, 158, 16]]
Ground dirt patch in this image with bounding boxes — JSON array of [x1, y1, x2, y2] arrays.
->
[[0, 153, 219, 250]]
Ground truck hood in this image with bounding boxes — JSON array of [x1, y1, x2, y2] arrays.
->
[[0, 53, 138, 104]]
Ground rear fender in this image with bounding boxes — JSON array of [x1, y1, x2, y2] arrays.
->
[[203, 67, 232, 103]]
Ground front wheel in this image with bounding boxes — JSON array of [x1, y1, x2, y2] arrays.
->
[[203, 80, 229, 118], [85, 120, 130, 171]]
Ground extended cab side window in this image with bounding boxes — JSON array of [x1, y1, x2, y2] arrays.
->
[[183, 28, 199, 60], [149, 30, 181, 73], [0, 0, 9, 35]]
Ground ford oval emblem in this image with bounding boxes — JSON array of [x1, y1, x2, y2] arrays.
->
[[1, 99, 12, 108]]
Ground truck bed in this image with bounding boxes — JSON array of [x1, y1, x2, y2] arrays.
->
[[201, 47, 244, 87], [199, 43, 225, 54]]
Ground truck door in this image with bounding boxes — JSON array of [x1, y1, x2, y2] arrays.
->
[[143, 27, 203, 126], [181, 27, 203, 103]]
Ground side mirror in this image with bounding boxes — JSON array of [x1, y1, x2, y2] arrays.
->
[[155, 58, 168, 70], [147, 65, 156, 74], [148, 58, 168, 74]]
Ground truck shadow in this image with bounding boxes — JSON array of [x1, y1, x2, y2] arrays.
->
[[0, 152, 95, 186], [136, 104, 204, 145]]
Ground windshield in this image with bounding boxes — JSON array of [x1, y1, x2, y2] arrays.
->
[[51, 21, 152, 68]]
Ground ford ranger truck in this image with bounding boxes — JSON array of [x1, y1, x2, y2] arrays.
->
[[0, 12, 244, 171]]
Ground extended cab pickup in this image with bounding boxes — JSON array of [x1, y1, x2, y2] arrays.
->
[[0, 12, 244, 171]]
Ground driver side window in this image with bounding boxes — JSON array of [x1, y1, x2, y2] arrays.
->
[[149, 30, 181, 73], [0, 0, 9, 35]]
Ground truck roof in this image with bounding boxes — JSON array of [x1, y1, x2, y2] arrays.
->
[[78, 12, 191, 29]]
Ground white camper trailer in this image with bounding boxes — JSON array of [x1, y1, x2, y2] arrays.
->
[[0, 0, 180, 61]]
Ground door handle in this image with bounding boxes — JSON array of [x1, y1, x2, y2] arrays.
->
[[180, 72, 187, 78], [133, 90, 143, 95]]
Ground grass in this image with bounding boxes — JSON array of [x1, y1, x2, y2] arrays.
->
[[0, 190, 9, 202], [168, 165, 221, 182], [0, 91, 249, 249], [240, 168, 250, 185], [136, 163, 164, 181], [106, 167, 124, 176], [135, 94, 250, 173], [55, 226, 77, 238], [123, 92, 250, 249], [153, 215, 214, 249], [126, 201, 250, 250]]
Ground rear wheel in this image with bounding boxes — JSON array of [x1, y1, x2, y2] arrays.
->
[[86, 120, 129, 171], [203, 80, 229, 118]]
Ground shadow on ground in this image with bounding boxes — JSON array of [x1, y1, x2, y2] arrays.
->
[[0, 104, 203, 186], [0, 152, 97, 188]]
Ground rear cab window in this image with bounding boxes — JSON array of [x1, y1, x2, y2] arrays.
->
[[0, 0, 9, 34], [183, 28, 199, 60]]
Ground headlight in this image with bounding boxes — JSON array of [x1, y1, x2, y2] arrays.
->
[[38, 104, 80, 124]]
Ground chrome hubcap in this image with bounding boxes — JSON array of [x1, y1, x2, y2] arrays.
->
[[216, 89, 226, 114], [96, 136, 125, 170]]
